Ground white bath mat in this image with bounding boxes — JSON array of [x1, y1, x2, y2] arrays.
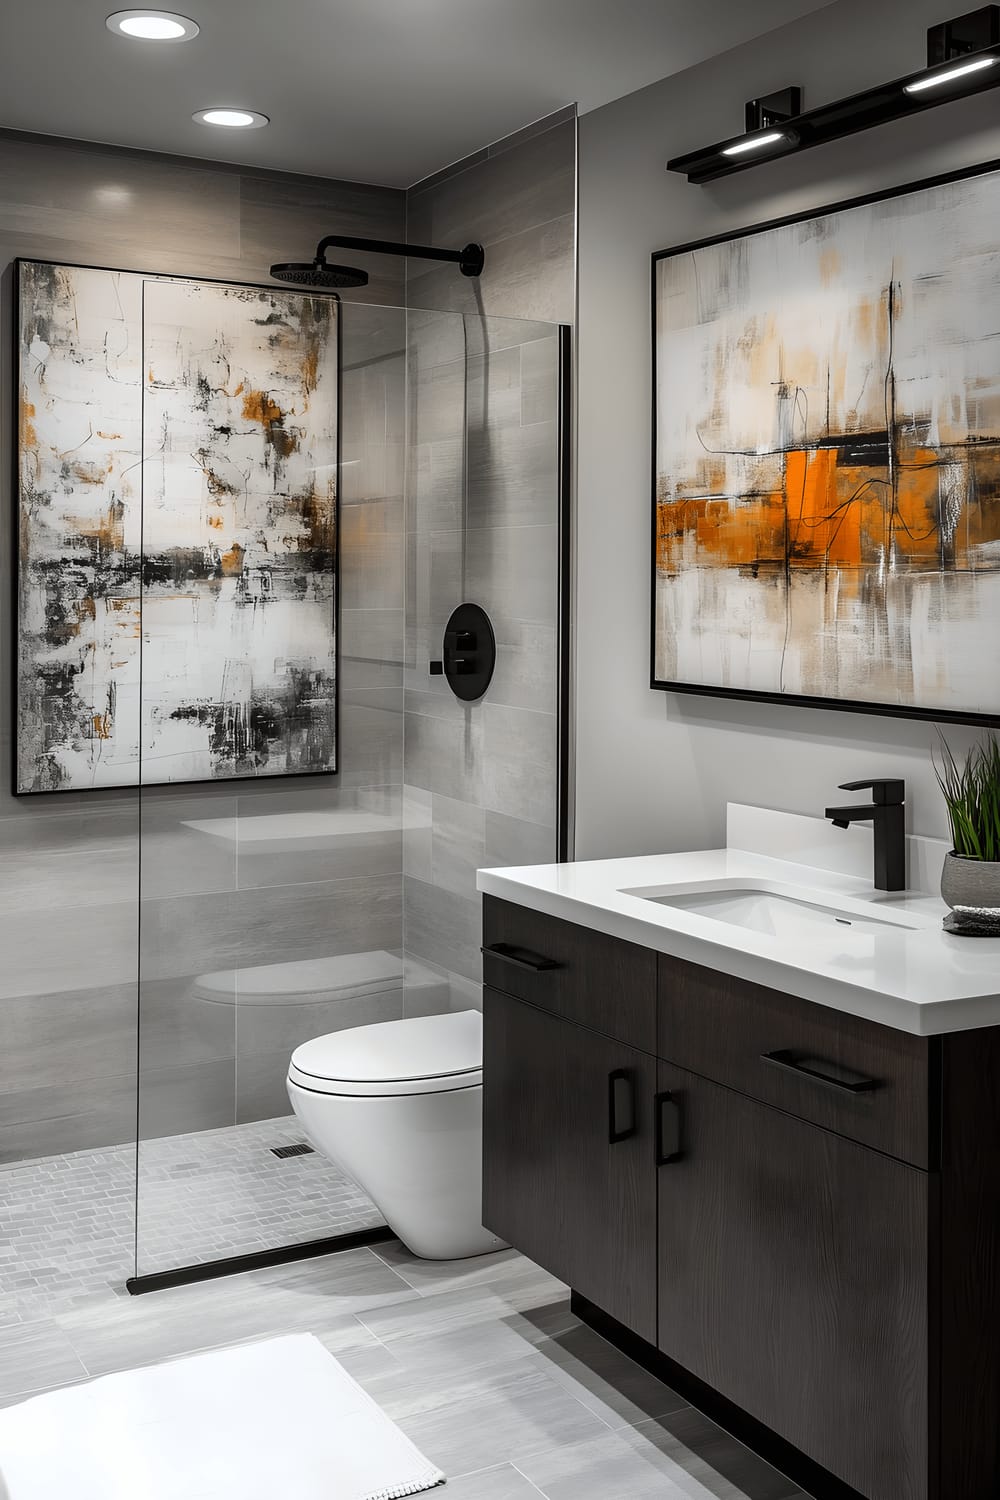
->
[[0, 1334, 445, 1500]]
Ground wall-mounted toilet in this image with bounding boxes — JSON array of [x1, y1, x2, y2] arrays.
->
[[286, 1010, 506, 1261]]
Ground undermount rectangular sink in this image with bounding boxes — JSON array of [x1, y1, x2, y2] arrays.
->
[[628, 885, 924, 940]]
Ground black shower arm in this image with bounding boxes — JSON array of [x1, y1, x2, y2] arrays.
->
[[313, 234, 485, 276]]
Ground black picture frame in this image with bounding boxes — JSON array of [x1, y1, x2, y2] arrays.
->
[[649, 156, 1000, 729], [13, 256, 344, 795]]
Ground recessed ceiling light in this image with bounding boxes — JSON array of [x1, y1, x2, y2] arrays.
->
[[106, 10, 199, 41], [193, 107, 270, 129]]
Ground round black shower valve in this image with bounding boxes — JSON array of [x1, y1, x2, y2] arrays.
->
[[429, 602, 496, 702]]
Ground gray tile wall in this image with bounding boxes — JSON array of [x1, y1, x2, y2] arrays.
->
[[0, 130, 407, 1161], [406, 113, 577, 323], [401, 321, 565, 1005], [400, 112, 575, 1013]]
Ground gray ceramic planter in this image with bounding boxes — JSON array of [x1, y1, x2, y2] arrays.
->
[[941, 851, 1000, 930]]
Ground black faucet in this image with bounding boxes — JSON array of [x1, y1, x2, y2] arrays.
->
[[824, 779, 906, 892]]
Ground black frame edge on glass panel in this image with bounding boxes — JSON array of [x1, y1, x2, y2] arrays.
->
[[12, 256, 343, 795], [558, 324, 573, 861], [648, 155, 1000, 730], [126, 1225, 396, 1295]]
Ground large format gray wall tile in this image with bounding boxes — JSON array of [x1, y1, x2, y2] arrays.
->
[[140, 874, 403, 983], [408, 215, 576, 325], [404, 711, 484, 804], [408, 122, 575, 253], [404, 877, 482, 985], [465, 524, 560, 628], [401, 161, 568, 1005], [0, 1074, 138, 1164], [485, 811, 556, 869], [406, 118, 576, 326], [0, 984, 138, 1096], [467, 419, 559, 530]]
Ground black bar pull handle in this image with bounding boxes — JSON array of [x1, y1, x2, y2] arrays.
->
[[482, 943, 561, 974], [760, 1049, 880, 1095], [655, 1091, 683, 1165], [608, 1070, 636, 1144]]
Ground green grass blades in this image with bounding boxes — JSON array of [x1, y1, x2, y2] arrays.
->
[[935, 733, 1000, 863]]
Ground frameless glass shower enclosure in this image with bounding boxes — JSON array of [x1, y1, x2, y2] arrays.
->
[[130, 295, 566, 1283]]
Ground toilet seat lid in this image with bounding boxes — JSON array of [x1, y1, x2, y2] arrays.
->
[[287, 1010, 483, 1097]]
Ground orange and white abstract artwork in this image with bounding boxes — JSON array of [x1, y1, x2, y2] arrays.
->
[[653, 170, 1000, 720]]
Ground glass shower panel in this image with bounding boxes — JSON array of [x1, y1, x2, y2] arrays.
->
[[132, 295, 563, 1280], [134, 294, 410, 1278], [402, 313, 564, 1019]]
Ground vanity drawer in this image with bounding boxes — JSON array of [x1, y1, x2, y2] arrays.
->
[[482, 896, 656, 1051], [657, 953, 931, 1168]]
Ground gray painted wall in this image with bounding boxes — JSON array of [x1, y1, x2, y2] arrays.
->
[[576, 0, 1000, 860], [0, 131, 407, 1159], [401, 114, 576, 1008]]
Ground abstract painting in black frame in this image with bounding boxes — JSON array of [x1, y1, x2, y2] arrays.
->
[[16, 260, 339, 792], [651, 163, 1000, 727]]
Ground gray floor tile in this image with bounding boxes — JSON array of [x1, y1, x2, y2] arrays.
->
[[621, 1410, 804, 1499], [535, 1321, 689, 1431], [373, 1241, 566, 1309], [356, 1283, 529, 1347], [0, 1237, 818, 1500], [358, 1355, 608, 1477], [0, 1318, 88, 1397], [438, 1463, 544, 1498], [519, 1409, 804, 1500], [58, 1249, 414, 1377]]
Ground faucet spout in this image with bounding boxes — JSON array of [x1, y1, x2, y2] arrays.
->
[[824, 804, 877, 826]]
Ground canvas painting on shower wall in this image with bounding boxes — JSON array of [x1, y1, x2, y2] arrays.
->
[[16, 260, 339, 793], [652, 169, 1000, 722]]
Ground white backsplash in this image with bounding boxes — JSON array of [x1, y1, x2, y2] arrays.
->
[[726, 803, 950, 898]]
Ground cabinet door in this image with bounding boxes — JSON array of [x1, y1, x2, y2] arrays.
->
[[656, 1063, 928, 1500], [483, 989, 656, 1342]]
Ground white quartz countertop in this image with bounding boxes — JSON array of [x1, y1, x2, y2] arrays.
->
[[476, 807, 1000, 1036]]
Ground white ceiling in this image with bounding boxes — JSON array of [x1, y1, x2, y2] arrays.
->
[[1, 0, 834, 188]]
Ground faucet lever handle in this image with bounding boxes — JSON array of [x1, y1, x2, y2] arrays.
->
[[837, 778, 905, 804]]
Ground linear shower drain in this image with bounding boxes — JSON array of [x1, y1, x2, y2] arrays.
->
[[270, 1142, 315, 1159]]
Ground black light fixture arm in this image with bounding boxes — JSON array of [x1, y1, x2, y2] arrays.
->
[[668, 5, 1000, 184], [313, 234, 485, 278]]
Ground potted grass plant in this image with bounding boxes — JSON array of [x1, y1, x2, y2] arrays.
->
[[936, 734, 1000, 933]]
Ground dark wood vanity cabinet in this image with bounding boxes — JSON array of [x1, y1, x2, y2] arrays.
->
[[656, 1061, 928, 1500], [481, 895, 1000, 1500], [483, 989, 657, 1341]]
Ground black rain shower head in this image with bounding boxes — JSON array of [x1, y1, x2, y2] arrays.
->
[[270, 233, 485, 291], [270, 260, 370, 289]]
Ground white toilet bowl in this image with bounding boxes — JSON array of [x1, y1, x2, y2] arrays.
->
[[286, 1010, 506, 1261]]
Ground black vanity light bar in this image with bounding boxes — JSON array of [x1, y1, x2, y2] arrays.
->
[[669, 28, 1000, 183]]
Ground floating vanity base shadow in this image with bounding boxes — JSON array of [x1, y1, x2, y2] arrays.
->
[[126, 1224, 396, 1296], [571, 1292, 865, 1500]]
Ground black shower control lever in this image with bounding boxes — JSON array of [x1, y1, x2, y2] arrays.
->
[[430, 603, 497, 702], [824, 777, 906, 892]]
